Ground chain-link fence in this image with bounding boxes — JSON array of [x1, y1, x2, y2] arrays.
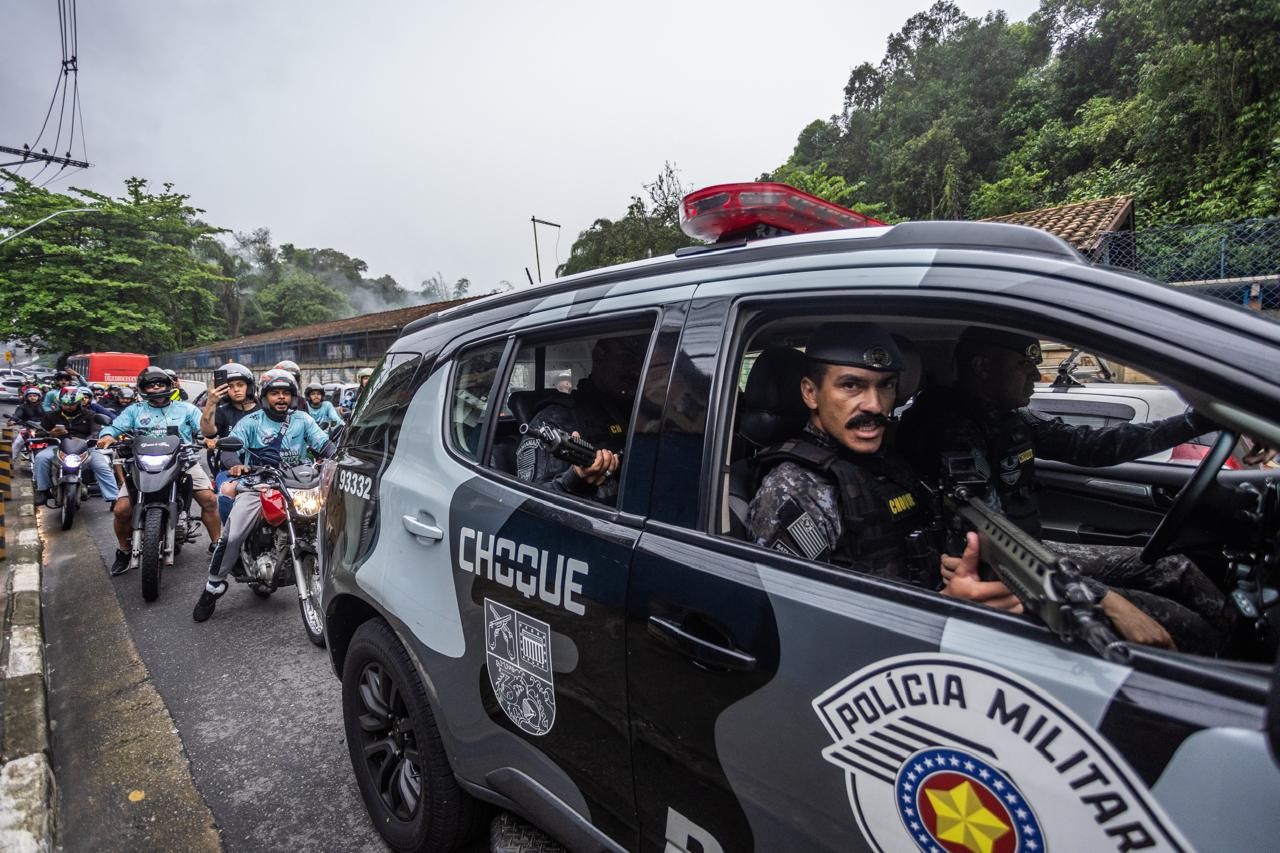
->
[[1095, 218, 1280, 311]]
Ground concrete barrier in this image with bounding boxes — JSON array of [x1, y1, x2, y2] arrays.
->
[[0, 438, 56, 850]]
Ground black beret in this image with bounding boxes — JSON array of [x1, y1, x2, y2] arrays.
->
[[958, 326, 1044, 364], [805, 322, 904, 372]]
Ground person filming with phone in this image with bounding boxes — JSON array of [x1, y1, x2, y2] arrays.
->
[[200, 363, 259, 524]]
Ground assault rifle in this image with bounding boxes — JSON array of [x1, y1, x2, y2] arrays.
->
[[935, 456, 1131, 663], [519, 423, 615, 468]]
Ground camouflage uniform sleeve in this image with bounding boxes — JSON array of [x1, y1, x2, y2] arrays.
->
[[746, 462, 842, 562], [515, 405, 593, 497], [1023, 408, 1215, 467]]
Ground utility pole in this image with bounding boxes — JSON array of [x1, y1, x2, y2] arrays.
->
[[530, 216, 561, 283], [0, 145, 91, 170]]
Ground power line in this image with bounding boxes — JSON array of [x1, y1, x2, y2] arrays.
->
[[3, 0, 91, 188]]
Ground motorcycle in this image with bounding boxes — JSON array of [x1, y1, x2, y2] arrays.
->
[[6, 418, 52, 477], [48, 436, 94, 530], [116, 430, 202, 602], [217, 436, 326, 646], [46, 414, 112, 531]]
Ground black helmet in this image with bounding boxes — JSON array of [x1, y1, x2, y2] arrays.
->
[[136, 366, 175, 406], [258, 368, 298, 404], [117, 386, 137, 403]]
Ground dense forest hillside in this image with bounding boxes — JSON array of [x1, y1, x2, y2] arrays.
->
[[766, 0, 1280, 224]]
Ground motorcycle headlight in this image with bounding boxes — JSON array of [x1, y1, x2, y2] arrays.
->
[[61, 452, 83, 468], [137, 453, 171, 471], [289, 486, 323, 517]]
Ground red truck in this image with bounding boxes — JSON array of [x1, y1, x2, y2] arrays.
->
[[65, 352, 150, 385]]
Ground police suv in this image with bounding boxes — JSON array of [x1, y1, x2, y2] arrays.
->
[[320, 183, 1280, 852]]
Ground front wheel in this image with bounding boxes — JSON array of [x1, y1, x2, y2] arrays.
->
[[59, 484, 78, 530], [140, 505, 166, 602], [342, 619, 481, 852], [297, 553, 325, 648]]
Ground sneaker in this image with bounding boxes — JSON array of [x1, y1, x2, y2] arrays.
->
[[192, 581, 228, 623], [109, 549, 131, 576]]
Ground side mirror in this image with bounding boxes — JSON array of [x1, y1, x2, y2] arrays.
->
[[327, 424, 345, 445], [217, 436, 244, 453]]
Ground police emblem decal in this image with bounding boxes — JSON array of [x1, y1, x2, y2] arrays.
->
[[863, 346, 893, 369], [485, 599, 556, 736], [895, 746, 1040, 853], [812, 654, 1191, 852]]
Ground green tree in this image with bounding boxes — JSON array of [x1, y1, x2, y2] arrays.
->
[[559, 163, 698, 276], [256, 268, 348, 329], [0, 174, 229, 356]]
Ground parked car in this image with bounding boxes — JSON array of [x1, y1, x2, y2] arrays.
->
[[0, 376, 28, 403], [1030, 381, 1249, 466], [320, 183, 1280, 853]]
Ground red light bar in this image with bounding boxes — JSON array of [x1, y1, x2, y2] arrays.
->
[[680, 182, 885, 243]]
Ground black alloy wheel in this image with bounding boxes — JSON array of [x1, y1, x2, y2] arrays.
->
[[358, 661, 422, 821], [341, 619, 481, 852]]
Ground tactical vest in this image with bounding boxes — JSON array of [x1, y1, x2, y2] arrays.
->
[[755, 437, 937, 586], [976, 410, 1040, 537]]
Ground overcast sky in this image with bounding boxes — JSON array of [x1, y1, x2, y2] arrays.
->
[[2, 0, 1040, 298]]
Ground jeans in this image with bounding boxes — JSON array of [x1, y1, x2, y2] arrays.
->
[[34, 446, 119, 502]]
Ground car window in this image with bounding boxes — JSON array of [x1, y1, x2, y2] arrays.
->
[[346, 352, 422, 454], [446, 341, 506, 462], [482, 322, 654, 507]]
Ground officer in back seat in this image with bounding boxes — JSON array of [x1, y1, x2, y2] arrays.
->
[[516, 334, 647, 506]]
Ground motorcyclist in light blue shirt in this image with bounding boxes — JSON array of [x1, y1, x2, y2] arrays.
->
[[303, 383, 343, 428], [194, 369, 335, 622]]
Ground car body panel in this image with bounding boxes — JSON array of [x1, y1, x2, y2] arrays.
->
[[321, 223, 1280, 852]]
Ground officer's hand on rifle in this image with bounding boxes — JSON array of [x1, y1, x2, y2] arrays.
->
[[940, 532, 1024, 613], [1098, 592, 1175, 650], [570, 431, 619, 485]]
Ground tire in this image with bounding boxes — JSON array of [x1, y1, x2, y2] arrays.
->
[[342, 619, 481, 852], [249, 583, 274, 599], [59, 484, 78, 531], [297, 553, 326, 648], [140, 505, 166, 602]]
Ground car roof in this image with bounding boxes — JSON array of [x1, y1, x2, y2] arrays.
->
[[401, 220, 1087, 337]]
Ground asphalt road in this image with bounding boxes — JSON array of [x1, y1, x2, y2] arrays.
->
[[65, 496, 388, 851]]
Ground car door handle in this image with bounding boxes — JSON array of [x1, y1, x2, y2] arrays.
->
[[401, 514, 444, 543], [1084, 478, 1153, 503], [647, 615, 756, 672]]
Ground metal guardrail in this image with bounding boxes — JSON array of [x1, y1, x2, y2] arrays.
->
[[1096, 218, 1280, 311]]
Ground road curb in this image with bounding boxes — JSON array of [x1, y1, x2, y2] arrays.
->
[[1, 477, 57, 852]]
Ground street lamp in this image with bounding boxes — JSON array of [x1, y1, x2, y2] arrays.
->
[[0, 206, 96, 247], [530, 216, 561, 283]]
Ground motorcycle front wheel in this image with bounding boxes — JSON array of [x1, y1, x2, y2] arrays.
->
[[59, 484, 77, 530], [140, 505, 166, 602], [298, 553, 325, 648]]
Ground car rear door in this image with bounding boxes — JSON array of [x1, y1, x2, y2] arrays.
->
[[627, 270, 1280, 852]]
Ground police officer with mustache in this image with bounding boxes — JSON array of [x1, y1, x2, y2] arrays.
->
[[747, 323, 1023, 613]]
